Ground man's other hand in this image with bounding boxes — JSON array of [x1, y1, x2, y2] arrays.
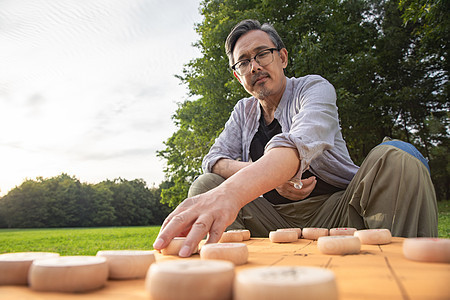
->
[[276, 176, 317, 201]]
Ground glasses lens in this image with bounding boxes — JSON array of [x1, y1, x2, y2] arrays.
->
[[236, 61, 250, 76], [256, 50, 274, 67]]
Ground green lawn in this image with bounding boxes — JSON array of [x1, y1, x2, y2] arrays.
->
[[438, 200, 449, 238], [0, 226, 161, 255]]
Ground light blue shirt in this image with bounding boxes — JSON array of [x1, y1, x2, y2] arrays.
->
[[202, 75, 359, 189]]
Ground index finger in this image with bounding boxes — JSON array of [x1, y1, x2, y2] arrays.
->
[[178, 214, 214, 257], [153, 211, 195, 251]]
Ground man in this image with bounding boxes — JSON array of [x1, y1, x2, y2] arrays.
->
[[153, 19, 437, 257]]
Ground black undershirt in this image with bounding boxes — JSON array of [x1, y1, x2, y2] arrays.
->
[[249, 111, 343, 205]]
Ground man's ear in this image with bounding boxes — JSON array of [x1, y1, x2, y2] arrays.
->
[[233, 71, 242, 84], [279, 48, 288, 68]]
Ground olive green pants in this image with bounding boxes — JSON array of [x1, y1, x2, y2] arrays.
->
[[188, 144, 438, 237]]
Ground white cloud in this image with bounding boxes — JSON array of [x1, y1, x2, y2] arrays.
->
[[0, 0, 202, 195]]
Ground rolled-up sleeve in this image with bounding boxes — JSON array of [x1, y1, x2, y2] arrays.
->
[[265, 76, 339, 178], [202, 102, 244, 173]]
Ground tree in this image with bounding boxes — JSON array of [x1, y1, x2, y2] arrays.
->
[[80, 184, 116, 226], [98, 178, 171, 226], [398, 0, 449, 199], [0, 174, 170, 228], [148, 181, 173, 225], [101, 178, 151, 226], [0, 174, 81, 227], [158, 0, 449, 206], [0, 179, 49, 227]]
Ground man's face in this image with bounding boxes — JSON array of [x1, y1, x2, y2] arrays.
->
[[232, 30, 288, 101]]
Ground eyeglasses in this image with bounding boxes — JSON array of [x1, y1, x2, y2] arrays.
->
[[231, 48, 279, 76]]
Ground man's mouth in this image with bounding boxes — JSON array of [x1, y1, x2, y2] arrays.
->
[[252, 73, 270, 86]]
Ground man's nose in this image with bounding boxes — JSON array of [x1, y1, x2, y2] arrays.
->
[[250, 58, 262, 73]]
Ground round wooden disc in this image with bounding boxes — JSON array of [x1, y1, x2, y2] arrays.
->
[[318, 236, 361, 255], [234, 266, 338, 300], [29, 256, 108, 292], [277, 228, 302, 238], [146, 259, 234, 300], [354, 229, 392, 245], [302, 228, 329, 240], [403, 238, 450, 263], [97, 250, 156, 279], [0, 252, 60, 285], [219, 231, 243, 243], [269, 230, 298, 243], [161, 237, 199, 256], [200, 243, 248, 265], [329, 228, 357, 236], [227, 230, 251, 241]]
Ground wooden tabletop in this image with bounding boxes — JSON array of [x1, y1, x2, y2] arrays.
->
[[1, 237, 449, 300]]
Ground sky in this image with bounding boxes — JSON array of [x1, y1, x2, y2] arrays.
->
[[0, 0, 203, 195]]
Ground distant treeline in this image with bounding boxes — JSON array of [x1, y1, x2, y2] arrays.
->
[[0, 174, 173, 228]]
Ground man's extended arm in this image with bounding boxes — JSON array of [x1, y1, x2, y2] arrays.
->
[[211, 158, 252, 179], [213, 157, 317, 201], [153, 147, 300, 257]]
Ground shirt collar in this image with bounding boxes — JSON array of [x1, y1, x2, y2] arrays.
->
[[274, 76, 291, 120]]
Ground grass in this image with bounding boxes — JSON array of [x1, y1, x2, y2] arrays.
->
[[438, 199, 450, 238], [0, 202, 448, 256], [0, 226, 161, 255]]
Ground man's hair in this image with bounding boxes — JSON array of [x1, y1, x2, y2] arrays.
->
[[225, 19, 285, 66]]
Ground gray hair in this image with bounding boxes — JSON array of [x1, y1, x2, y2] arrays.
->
[[225, 19, 285, 66]]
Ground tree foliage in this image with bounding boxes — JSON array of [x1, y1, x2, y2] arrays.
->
[[398, 0, 449, 202], [0, 174, 172, 228], [158, 0, 449, 206]]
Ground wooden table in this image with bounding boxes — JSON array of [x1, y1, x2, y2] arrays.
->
[[1, 237, 449, 299]]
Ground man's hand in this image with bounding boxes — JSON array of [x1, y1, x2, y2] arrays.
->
[[152, 187, 242, 257], [276, 176, 317, 201]]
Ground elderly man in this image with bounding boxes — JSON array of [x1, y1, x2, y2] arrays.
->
[[153, 19, 437, 257]]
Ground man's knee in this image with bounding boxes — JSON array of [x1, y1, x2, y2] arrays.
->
[[378, 137, 430, 174], [188, 173, 226, 197]]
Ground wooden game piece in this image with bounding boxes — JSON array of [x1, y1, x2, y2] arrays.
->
[[96, 250, 156, 279], [161, 237, 199, 256], [219, 231, 243, 243], [329, 227, 357, 236], [234, 266, 338, 300], [317, 236, 361, 255], [145, 259, 234, 300], [0, 252, 60, 285], [269, 230, 298, 243], [403, 238, 450, 263], [227, 229, 251, 241], [28, 256, 108, 292], [200, 243, 248, 265], [354, 229, 392, 245], [277, 228, 302, 238], [302, 228, 329, 240]]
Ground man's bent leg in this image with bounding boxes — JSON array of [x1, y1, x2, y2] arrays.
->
[[227, 196, 293, 237], [188, 173, 226, 197], [273, 191, 347, 229], [188, 173, 292, 237], [343, 142, 438, 237]]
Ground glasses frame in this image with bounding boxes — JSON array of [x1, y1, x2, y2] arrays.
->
[[231, 47, 279, 76]]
